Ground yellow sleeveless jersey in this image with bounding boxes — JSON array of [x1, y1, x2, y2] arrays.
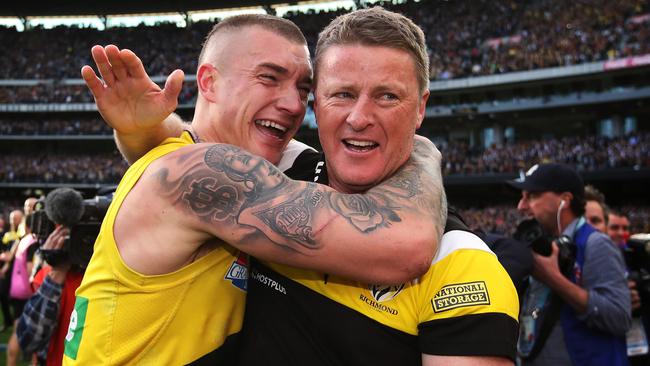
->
[[63, 132, 247, 365]]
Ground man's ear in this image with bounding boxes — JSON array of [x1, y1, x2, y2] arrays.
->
[[197, 63, 220, 103], [560, 192, 574, 207], [416, 89, 430, 130]]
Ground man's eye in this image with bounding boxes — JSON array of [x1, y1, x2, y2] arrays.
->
[[381, 93, 398, 101], [260, 74, 277, 81], [334, 92, 352, 99]]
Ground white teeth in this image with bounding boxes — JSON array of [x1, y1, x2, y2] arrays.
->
[[344, 139, 376, 147], [256, 120, 287, 132]]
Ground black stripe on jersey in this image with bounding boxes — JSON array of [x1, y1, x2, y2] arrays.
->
[[283, 149, 326, 183], [419, 312, 518, 361], [239, 260, 420, 366], [185, 333, 241, 365]]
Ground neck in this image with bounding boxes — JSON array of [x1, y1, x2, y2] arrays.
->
[[192, 106, 225, 145], [327, 175, 369, 195], [557, 212, 577, 235]]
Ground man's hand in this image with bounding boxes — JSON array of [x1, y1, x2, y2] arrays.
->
[[81, 44, 184, 135], [82, 45, 187, 163], [531, 242, 562, 286], [532, 242, 590, 314], [629, 280, 641, 311], [42, 226, 71, 284]]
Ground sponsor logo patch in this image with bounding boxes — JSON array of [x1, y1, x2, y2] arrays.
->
[[225, 253, 248, 291], [369, 284, 404, 302], [250, 269, 287, 295], [431, 281, 490, 313], [64, 296, 88, 360]]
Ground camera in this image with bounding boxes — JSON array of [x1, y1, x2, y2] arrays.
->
[[29, 189, 112, 269], [514, 218, 576, 277], [624, 234, 650, 316]]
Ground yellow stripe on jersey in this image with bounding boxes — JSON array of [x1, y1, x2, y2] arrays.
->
[[266, 229, 519, 336]]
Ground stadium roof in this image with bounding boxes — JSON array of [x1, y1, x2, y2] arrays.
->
[[0, 0, 294, 17]]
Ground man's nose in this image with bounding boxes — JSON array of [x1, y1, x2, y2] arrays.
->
[[346, 96, 374, 131], [276, 87, 305, 116]]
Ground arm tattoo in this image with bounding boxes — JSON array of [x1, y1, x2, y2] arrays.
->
[[251, 184, 324, 246], [155, 140, 444, 251], [329, 194, 400, 233]]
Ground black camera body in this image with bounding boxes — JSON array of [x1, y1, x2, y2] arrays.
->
[[29, 194, 111, 269], [624, 234, 650, 316], [514, 218, 577, 277]]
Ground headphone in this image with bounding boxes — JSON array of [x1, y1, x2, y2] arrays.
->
[[556, 199, 566, 236]]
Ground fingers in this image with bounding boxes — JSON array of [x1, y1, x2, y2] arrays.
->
[[120, 48, 148, 79], [106, 45, 128, 81], [81, 65, 104, 100], [43, 226, 69, 250], [91, 45, 116, 87], [163, 69, 185, 110]]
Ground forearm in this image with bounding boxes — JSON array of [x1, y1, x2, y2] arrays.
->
[[157, 143, 441, 283], [546, 272, 589, 314], [17, 276, 62, 354], [578, 237, 632, 335], [115, 113, 185, 164], [366, 137, 447, 241]]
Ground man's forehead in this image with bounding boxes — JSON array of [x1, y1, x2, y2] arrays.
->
[[212, 26, 311, 71], [317, 44, 415, 80]]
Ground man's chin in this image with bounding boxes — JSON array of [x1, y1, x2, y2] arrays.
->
[[331, 173, 381, 194], [256, 149, 283, 165]]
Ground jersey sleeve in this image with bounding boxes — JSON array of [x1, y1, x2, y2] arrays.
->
[[417, 229, 519, 360]]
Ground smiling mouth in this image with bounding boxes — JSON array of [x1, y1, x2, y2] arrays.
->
[[343, 139, 379, 152], [255, 119, 288, 138]]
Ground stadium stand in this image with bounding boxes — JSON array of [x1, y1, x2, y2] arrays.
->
[[0, 0, 648, 235]]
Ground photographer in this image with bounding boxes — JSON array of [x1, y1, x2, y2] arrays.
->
[[510, 163, 631, 366], [15, 188, 103, 366], [17, 225, 83, 366]]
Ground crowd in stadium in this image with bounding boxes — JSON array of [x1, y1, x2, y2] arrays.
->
[[0, 82, 198, 104], [441, 132, 650, 175], [0, 118, 111, 135], [0, 152, 126, 184], [1, 131, 647, 180], [0, 0, 647, 85], [0, 2, 648, 365]]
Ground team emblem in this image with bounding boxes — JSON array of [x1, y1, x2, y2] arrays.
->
[[369, 284, 404, 302]]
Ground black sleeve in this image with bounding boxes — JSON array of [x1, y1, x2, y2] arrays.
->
[[481, 233, 533, 299], [26, 242, 39, 263]]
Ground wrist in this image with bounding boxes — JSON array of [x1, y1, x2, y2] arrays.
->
[[47, 269, 68, 285]]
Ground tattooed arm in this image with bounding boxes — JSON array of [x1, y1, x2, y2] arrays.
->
[[152, 140, 444, 284]]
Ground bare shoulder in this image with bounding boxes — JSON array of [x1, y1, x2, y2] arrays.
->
[[112, 144, 215, 275]]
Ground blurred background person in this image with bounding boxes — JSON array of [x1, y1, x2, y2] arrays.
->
[[584, 185, 609, 234]]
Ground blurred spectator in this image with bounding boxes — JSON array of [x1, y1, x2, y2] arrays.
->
[[608, 210, 632, 246], [585, 185, 609, 233]]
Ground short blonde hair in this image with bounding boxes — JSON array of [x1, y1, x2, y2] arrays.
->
[[315, 7, 429, 93]]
